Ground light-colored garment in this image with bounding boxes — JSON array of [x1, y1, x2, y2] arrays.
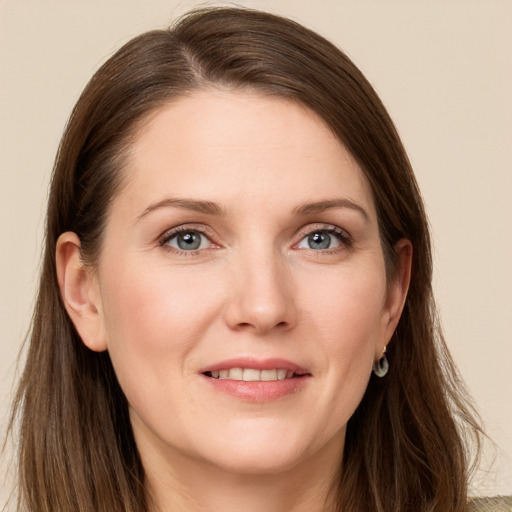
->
[[468, 496, 512, 511]]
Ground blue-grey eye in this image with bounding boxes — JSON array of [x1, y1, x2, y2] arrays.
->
[[167, 231, 210, 251], [298, 230, 341, 250]]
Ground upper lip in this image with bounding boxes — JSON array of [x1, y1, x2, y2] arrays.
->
[[199, 357, 310, 375]]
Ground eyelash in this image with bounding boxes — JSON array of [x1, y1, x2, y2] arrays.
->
[[294, 224, 353, 253], [159, 225, 217, 256], [158, 223, 353, 255]]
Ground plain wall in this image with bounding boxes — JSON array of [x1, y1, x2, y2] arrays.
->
[[1, 0, 511, 502]]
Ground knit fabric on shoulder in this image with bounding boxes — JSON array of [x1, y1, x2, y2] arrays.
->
[[468, 496, 512, 512]]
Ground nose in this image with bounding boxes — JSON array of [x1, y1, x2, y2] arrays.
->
[[223, 249, 297, 335]]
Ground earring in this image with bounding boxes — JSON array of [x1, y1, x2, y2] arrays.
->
[[373, 347, 389, 377]]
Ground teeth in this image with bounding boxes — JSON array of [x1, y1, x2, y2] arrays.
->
[[260, 369, 277, 381], [209, 368, 297, 381], [243, 368, 261, 381], [226, 368, 243, 380], [277, 369, 287, 380]]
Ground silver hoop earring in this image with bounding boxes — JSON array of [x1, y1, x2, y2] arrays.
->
[[373, 347, 389, 378]]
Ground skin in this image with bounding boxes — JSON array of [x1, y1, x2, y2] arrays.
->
[[57, 90, 411, 512]]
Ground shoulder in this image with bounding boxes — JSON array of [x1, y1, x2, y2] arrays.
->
[[467, 496, 512, 512]]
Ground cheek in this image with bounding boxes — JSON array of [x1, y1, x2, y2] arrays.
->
[[300, 263, 388, 405], [97, 263, 223, 390], [302, 262, 388, 351], [101, 262, 217, 341]]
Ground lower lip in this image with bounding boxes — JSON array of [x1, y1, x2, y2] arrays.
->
[[201, 375, 310, 401]]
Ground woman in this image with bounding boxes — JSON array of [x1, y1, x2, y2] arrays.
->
[[9, 7, 482, 512]]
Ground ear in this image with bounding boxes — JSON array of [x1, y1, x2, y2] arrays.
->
[[56, 232, 107, 352], [377, 238, 412, 357]]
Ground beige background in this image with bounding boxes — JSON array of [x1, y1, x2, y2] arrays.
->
[[1, 0, 511, 502]]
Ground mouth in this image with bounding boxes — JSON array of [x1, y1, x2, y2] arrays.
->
[[200, 358, 311, 401], [203, 368, 305, 381]]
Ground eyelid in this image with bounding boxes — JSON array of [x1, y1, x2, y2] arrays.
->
[[293, 223, 353, 250], [159, 224, 220, 252], [157, 222, 352, 255]]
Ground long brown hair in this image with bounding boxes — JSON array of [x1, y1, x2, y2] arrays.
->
[[9, 7, 482, 511]]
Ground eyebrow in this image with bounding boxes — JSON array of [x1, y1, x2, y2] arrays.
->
[[137, 196, 369, 223], [137, 197, 226, 221], [293, 198, 370, 222]]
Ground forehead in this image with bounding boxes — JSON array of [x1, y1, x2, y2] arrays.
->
[[118, 89, 376, 219]]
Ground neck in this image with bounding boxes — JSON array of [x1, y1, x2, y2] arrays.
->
[[137, 432, 343, 512]]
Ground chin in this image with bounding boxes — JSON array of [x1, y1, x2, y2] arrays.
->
[[209, 448, 306, 476], [195, 423, 326, 476]]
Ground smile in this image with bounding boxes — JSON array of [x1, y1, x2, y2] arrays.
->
[[204, 368, 298, 381], [200, 358, 311, 401]]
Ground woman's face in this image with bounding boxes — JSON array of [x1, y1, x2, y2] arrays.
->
[[80, 90, 407, 477]]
